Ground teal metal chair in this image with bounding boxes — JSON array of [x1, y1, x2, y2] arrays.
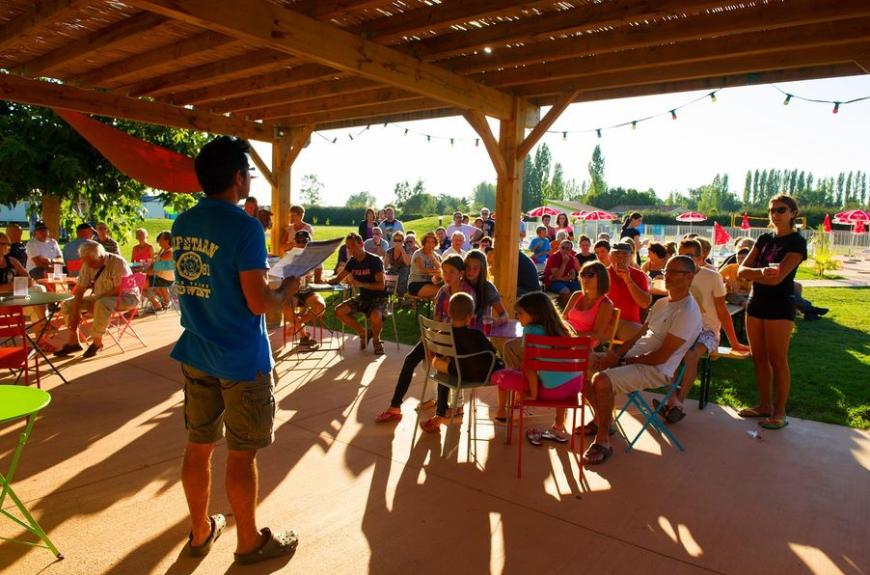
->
[[0, 385, 62, 558], [614, 363, 687, 453]]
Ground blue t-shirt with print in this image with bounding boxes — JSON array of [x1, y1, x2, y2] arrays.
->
[[529, 237, 551, 264], [170, 197, 273, 381], [523, 324, 582, 389]]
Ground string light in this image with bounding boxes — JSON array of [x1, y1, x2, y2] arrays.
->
[[449, 138, 454, 146], [427, 135, 431, 143], [562, 131, 567, 141], [631, 121, 637, 130], [670, 109, 677, 120], [404, 128, 409, 135], [348, 133, 354, 141], [833, 102, 841, 114], [596, 129, 602, 138], [475, 139, 479, 147], [709, 91, 717, 103], [783, 94, 792, 105]]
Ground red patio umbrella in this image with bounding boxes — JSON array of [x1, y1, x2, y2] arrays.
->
[[570, 210, 587, 219], [823, 213, 832, 233], [582, 210, 617, 221], [832, 209, 870, 225], [526, 206, 561, 218], [740, 213, 751, 230], [855, 220, 866, 234], [676, 211, 707, 223]]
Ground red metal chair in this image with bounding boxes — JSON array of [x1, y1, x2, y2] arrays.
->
[[0, 306, 40, 388], [103, 273, 147, 352], [505, 335, 592, 480]]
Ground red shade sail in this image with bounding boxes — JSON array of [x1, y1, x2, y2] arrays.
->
[[55, 109, 200, 193], [713, 222, 731, 245]]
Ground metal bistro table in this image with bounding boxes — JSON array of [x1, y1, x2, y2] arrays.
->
[[0, 385, 62, 558], [0, 291, 74, 385]]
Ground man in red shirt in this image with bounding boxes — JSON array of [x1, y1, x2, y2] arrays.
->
[[607, 242, 651, 340]]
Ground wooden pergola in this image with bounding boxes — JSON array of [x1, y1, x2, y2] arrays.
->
[[2, 0, 868, 307]]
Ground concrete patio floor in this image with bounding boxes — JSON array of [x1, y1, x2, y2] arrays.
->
[[1, 312, 867, 575]]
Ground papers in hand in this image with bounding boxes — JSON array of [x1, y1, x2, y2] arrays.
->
[[268, 237, 342, 280]]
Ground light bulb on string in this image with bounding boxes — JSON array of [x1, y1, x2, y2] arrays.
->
[[475, 139, 480, 147], [596, 129, 602, 138], [562, 131, 567, 141], [670, 110, 677, 120], [832, 102, 841, 114], [383, 122, 388, 128], [709, 92, 717, 103], [427, 135, 431, 143], [449, 138, 454, 146], [404, 128, 409, 135], [331, 138, 337, 144], [365, 125, 370, 130], [783, 94, 792, 105], [348, 133, 354, 141], [631, 121, 637, 130]]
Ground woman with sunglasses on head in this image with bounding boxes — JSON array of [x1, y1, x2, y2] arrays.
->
[[555, 212, 575, 241], [737, 194, 807, 430], [562, 261, 614, 348]]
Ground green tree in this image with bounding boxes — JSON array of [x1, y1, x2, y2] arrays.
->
[[548, 162, 565, 201], [299, 174, 323, 206], [345, 191, 378, 209], [743, 170, 752, 208], [0, 102, 207, 239], [471, 181, 496, 210], [585, 144, 607, 205]]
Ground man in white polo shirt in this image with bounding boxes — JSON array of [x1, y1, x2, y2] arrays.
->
[[25, 221, 62, 280]]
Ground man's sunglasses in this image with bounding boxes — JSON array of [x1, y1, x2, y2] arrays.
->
[[768, 206, 789, 214], [579, 271, 596, 278]]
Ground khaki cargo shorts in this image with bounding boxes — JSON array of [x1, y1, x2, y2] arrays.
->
[[181, 363, 276, 451]]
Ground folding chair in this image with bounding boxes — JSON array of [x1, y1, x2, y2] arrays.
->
[[614, 363, 688, 453], [506, 335, 592, 479], [412, 316, 498, 457], [103, 273, 147, 352], [0, 307, 40, 388]]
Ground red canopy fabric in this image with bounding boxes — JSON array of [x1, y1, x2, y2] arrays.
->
[[854, 220, 866, 234], [582, 210, 616, 221], [54, 109, 200, 193], [676, 211, 707, 223], [713, 222, 731, 245], [526, 206, 561, 217]]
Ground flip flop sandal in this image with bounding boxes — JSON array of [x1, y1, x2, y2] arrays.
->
[[526, 429, 543, 446], [582, 443, 614, 465], [738, 407, 772, 418], [187, 514, 226, 558], [374, 410, 402, 423], [759, 418, 789, 430], [373, 341, 385, 356], [573, 421, 616, 437], [665, 405, 686, 424], [234, 527, 298, 565]]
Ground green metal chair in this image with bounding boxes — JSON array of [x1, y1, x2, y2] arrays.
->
[[0, 385, 62, 558]]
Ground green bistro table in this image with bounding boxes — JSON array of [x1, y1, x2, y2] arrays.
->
[[0, 385, 62, 558]]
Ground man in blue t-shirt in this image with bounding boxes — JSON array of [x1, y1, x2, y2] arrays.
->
[[172, 136, 299, 565], [329, 233, 387, 356]]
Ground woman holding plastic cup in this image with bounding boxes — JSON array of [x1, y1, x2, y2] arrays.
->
[[737, 194, 806, 430]]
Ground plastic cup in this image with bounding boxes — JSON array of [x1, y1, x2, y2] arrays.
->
[[483, 316, 493, 336]]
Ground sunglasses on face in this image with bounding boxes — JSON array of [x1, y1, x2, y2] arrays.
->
[[662, 269, 691, 277], [394, 239, 403, 243], [580, 271, 596, 278], [768, 206, 789, 215]]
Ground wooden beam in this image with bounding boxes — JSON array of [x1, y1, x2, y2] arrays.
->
[[72, 31, 236, 86], [517, 90, 578, 161], [15, 12, 168, 76], [208, 77, 376, 114], [0, 0, 84, 52], [480, 20, 870, 89], [271, 133, 291, 255], [274, 97, 446, 126], [284, 124, 314, 166], [125, 49, 295, 97], [493, 98, 527, 312], [513, 43, 870, 97], [165, 65, 339, 107], [463, 111, 506, 179], [315, 107, 462, 131], [125, 0, 514, 119], [453, 2, 870, 75], [295, 0, 386, 20], [248, 87, 421, 121], [248, 146, 275, 189], [411, 0, 732, 62], [0, 73, 275, 142]]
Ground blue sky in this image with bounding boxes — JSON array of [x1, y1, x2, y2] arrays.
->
[[249, 75, 870, 208]]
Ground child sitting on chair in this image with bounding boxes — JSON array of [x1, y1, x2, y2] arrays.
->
[[492, 291, 583, 446], [420, 292, 502, 434]]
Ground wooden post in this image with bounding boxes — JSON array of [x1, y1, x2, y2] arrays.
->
[[492, 99, 527, 313], [270, 132, 292, 255], [42, 194, 61, 240]]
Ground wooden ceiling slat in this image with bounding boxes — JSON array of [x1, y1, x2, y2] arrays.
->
[[72, 31, 236, 86], [14, 11, 168, 76], [362, 0, 539, 44], [164, 64, 339, 106], [273, 96, 446, 126], [126, 0, 514, 119], [451, 0, 870, 74], [0, 0, 85, 51], [410, 0, 732, 62], [209, 77, 377, 114], [246, 87, 420, 120], [315, 107, 461, 131], [296, 0, 389, 20], [514, 43, 870, 97], [125, 49, 296, 97], [481, 20, 870, 88], [0, 72, 275, 141]]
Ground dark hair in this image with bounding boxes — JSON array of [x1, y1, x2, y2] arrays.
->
[[244, 196, 258, 205], [515, 292, 574, 338], [364, 208, 376, 221], [578, 234, 591, 244], [448, 292, 475, 321], [581, 260, 609, 294], [770, 193, 799, 228], [665, 241, 677, 256], [194, 136, 251, 196], [556, 212, 569, 228], [345, 232, 363, 245], [670, 255, 696, 274], [441, 254, 465, 273], [622, 211, 642, 229], [593, 239, 611, 252], [479, 235, 493, 245], [464, 250, 494, 313], [156, 231, 172, 244], [648, 242, 668, 259], [679, 238, 703, 257]]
